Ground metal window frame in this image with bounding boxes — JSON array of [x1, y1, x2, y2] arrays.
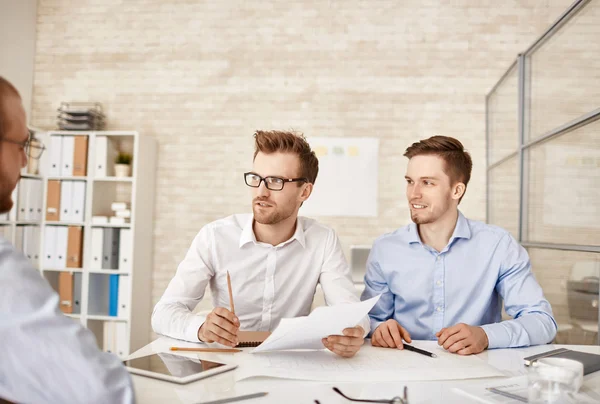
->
[[486, 0, 599, 345]]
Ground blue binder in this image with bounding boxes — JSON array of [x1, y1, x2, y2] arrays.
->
[[109, 275, 119, 317]]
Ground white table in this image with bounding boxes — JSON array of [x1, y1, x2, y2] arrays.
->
[[128, 338, 600, 404]]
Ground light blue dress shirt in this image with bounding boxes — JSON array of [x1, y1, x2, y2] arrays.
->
[[0, 237, 134, 403], [361, 212, 557, 349]]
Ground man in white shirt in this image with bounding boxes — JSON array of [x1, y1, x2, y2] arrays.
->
[[0, 76, 134, 403], [152, 130, 368, 357]]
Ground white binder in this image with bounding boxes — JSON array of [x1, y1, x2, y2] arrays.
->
[[71, 182, 86, 223], [55, 226, 68, 269], [61, 136, 75, 177], [115, 322, 129, 358], [103, 322, 115, 354], [43, 226, 57, 269], [33, 181, 43, 222], [60, 181, 73, 222], [49, 136, 63, 177], [22, 226, 33, 260], [17, 179, 30, 221], [89, 228, 104, 269], [95, 136, 108, 177], [14, 226, 24, 252], [117, 275, 130, 319], [31, 226, 40, 268], [118, 229, 132, 272]]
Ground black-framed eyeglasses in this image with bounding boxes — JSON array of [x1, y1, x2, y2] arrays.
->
[[244, 172, 309, 191], [315, 387, 409, 404], [0, 131, 46, 160]]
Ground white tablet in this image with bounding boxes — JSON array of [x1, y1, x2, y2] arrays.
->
[[123, 352, 237, 384]]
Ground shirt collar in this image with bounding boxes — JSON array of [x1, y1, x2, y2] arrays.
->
[[406, 210, 471, 245], [239, 216, 306, 249]]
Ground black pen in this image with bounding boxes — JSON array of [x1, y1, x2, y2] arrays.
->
[[402, 344, 437, 358]]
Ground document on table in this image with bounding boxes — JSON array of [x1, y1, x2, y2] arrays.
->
[[251, 295, 381, 353], [234, 342, 507, 382]]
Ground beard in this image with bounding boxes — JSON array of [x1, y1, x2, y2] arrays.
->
[[252, 199, 296, 225]]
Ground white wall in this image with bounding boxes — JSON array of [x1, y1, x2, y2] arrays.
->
[[0, 0, 37, 119]]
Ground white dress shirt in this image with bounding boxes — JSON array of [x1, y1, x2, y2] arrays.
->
[[152, 214, 369, 342], [0, 236, 134, 404]]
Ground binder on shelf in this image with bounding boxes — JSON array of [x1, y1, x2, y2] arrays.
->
[[46, 180, 61, 221], [72, 136, 88, 177], [95, 136, 117, 177], [55, 226, 68, 269], [14, 226, 24, 252], [89, 273, 110, 315], [70, 182, 86, 223], [103, 322, 115, 354], [60, 181, 73, 222], [73, 272, 82, 314], [33, 181, 43, 221], [90, 228, 104, 269], [32, 226, 40, 268], [22, 226, 33, 261], [115, 322, 129, 358], [117, 275, 130, 319], [109, 274, 119, 317], [102, 228, 120, 269], [61, 136, 75, 177], [118, 229, 132, 272], [49, 136, 63, 177], [17, 179, 30, 221], [58, 271, 74, 314], [66, 226, 83, 268], [43, 226, 57, 268]]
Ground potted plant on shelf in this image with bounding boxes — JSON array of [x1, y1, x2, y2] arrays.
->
[[114, 152, 132, 177]]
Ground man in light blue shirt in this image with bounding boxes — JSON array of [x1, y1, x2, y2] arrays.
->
[[361, 135, 557, 355], [0, 76, 134, 403]]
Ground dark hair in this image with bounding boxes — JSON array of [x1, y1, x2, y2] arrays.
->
[[0, 76, 21, 139], [404, 135, 473, 203], [253, 130, 319, 184]]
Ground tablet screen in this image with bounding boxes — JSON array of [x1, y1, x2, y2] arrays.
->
[[124, 353, 226, 378]]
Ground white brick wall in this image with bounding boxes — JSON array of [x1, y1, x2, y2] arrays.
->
[[30, 0, 573, 317]]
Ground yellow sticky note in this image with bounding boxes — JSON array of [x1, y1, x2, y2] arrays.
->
[[314, 146, 328, 157], [348, 146, 359, 157]]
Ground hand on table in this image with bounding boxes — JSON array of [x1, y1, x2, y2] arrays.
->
[[371, 319, 412, 349], [436, 323, 488, 355]]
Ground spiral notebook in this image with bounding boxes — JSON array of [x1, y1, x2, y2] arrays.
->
[[237, 331, 271, 348]]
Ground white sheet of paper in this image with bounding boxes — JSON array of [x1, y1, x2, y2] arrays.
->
[[252, 295, 381, 353], [236, 342, 506, 382]]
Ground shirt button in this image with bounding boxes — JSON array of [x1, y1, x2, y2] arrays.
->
[[437, 306, 442, 312], [436, 256, 441, 261], [436, 280, 442, 286]]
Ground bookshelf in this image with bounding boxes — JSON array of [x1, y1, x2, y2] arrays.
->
[[39, 131, 157, 359], [0, 128, 48, 267]]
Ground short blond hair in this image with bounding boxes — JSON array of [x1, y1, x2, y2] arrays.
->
[[253, 130, 319, 184]]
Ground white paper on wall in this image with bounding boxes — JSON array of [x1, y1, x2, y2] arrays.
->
[[300, 137, 379, 217]]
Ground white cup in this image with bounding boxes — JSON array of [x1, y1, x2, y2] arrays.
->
[[536, 358, 584, 392]]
